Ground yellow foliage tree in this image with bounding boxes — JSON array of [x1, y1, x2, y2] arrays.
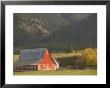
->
[[82, 48, 97, 66]]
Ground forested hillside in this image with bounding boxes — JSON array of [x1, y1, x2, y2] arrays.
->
[[14, 13, 97, 53]]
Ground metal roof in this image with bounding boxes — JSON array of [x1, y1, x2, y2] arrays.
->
[[14, 59, 39, 66], [20, 48, 45, 60], [14, 48, 46, 66]]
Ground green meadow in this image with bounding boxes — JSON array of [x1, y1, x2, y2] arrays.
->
[[14, 70, 97, 75]]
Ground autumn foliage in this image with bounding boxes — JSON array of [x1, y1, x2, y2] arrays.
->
[[82, 48, 97, 66]]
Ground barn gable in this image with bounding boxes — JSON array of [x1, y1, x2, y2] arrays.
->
[[37, 48, 59, 70]]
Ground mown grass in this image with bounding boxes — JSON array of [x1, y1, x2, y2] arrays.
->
[[14, 70, 97, 75], [51, 52, 81, 58]]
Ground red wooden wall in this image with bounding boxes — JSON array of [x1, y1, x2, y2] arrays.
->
[[37, 49, 57, 70]]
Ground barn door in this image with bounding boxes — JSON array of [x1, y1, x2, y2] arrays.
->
[[38, 64, 48, 70]]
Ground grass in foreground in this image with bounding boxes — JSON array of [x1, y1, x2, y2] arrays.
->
[[14, 70, 97, 75]]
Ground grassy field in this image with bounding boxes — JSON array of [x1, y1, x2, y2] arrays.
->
[[14, 70, 97, 75], [51, 52, 81, 58]]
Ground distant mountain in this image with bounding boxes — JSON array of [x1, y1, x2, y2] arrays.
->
[[14, 13, 91, 34], [14, 13, 97, 50], [47, 14, 97, 48]]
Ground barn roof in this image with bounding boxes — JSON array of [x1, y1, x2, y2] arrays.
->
[[14, 48, 46, 66], [14, 59, 39, 66], [20, 48, 45, 60]]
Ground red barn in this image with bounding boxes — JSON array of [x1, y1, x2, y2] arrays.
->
[[14, 48, 59, 71]]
